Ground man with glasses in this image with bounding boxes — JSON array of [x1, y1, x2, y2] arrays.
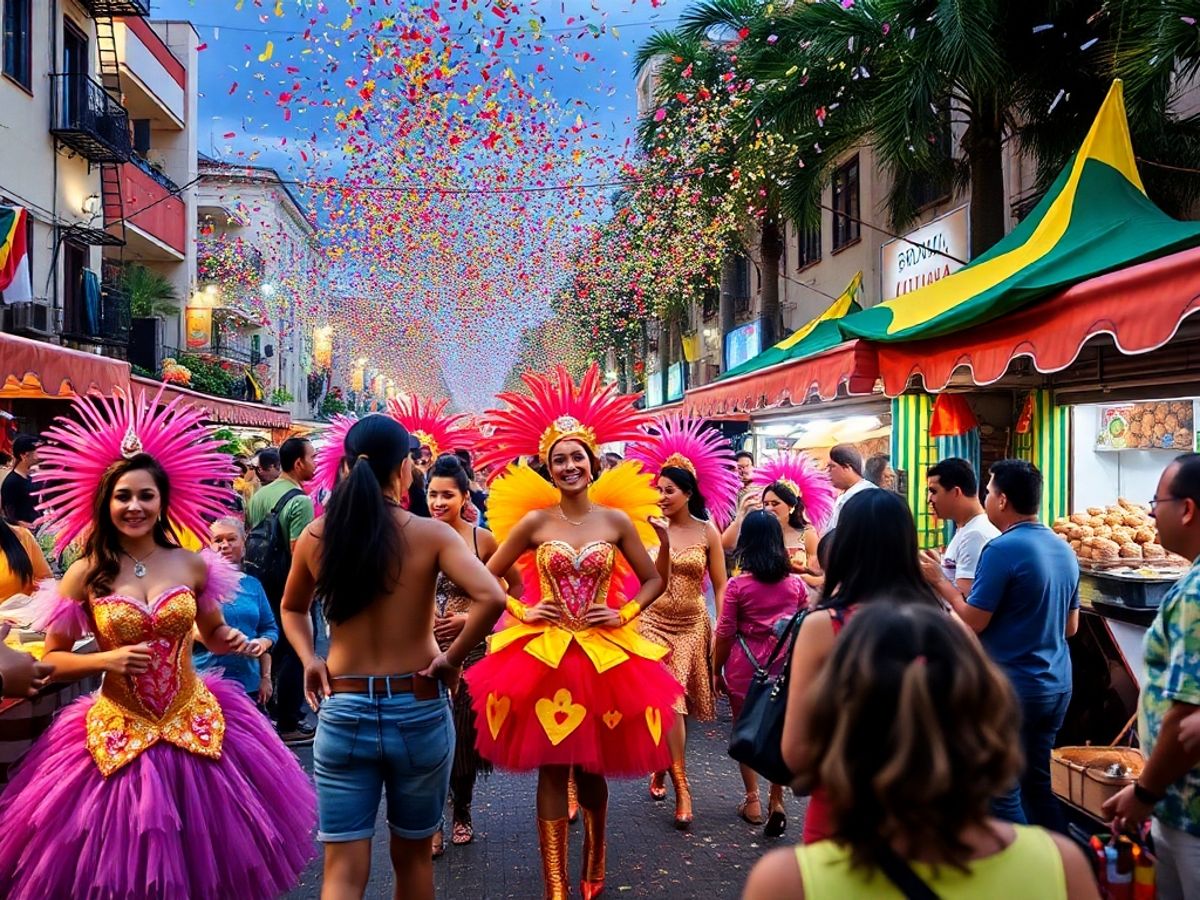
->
[[1104, 454, 1200, 899]]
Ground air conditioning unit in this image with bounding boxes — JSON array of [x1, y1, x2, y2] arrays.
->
[[6, 300, 55, 336]]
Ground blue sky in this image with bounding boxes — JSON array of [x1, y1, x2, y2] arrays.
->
[[148, 0, 683, 408]]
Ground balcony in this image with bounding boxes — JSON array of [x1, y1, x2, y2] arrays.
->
[[104, 158, 186, 258], [62, 279, 132, 353], [115, 18, 186, 128], [77, 0, 150, 15], [49, 74, 131, 164]]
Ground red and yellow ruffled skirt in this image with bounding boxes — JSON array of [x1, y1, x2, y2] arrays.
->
[[466, 618, 682, 776]]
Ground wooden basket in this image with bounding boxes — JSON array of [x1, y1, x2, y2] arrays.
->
[[1051, 746, 1144, 819]]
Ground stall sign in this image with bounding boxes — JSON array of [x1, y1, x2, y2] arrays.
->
[[666, 362, 686, 403], [645, 367, 664, 408], [724, 319, 762, 371], [184, 307, 212, 350], [1096, 400, 1196, 452], [881, 205, 969, 300]]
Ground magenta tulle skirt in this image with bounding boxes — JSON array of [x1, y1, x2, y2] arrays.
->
[[0, 676, 316, 899]]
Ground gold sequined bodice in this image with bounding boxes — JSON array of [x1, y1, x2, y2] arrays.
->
[[643, 545, 709, 626], [86, 586, 224, 776], [535, 541, 616, 633]]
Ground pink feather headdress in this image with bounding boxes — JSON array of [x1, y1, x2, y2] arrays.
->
[[386, 395, 480, 460], [474, 364, 650, 476], [752, 452, 838, 533], [627, 413, 741, 528], [308, 413, 357, 515], [35, 388, 237, 554]]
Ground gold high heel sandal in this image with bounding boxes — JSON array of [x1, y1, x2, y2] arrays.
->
[[669, 759, 693, 830]]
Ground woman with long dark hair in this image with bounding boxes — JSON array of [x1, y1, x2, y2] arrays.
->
[[625, 412, 743, 831], [426, 453, 522, 855], [282, 414, 505, 900], [0, 392, 316, 898], [782, 488, 943, 844], [744, 605, 1099, 899], [0, 517, 49, 602], [713, 510, 808, 836]]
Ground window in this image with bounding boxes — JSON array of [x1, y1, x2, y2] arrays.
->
[[909, 108, 952, 210], [2, 0, 32, 90], [798, 222, 821, 269], [832, 155, 861, 251]]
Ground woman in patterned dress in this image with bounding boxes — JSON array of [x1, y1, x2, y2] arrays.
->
[[638, 464, 727, 828], [426, 453, 523, 856]]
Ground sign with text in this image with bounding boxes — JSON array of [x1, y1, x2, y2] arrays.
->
[[881, 205, 969, 301]]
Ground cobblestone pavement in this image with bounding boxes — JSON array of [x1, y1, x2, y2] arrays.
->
[[286, 698, 807, 899]]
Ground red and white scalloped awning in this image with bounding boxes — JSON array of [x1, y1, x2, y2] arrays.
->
[[683, 340, 880, 418], [0, 332, 131, 398], [875, 246, 1200, 395], [131, 375, 291, 430]]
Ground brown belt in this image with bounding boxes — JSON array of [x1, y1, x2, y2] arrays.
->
[[329, 674, 441, 700]]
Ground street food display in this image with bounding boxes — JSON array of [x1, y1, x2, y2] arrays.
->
[[1052, 499, 1190, 568]]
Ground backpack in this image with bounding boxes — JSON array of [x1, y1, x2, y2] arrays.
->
[[243, 487, 304, 604]]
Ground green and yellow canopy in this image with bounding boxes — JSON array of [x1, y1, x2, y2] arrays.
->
[[720, 80, 1200, 380]]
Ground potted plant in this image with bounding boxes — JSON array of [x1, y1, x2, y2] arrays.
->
[[124, 264, 179, 373]]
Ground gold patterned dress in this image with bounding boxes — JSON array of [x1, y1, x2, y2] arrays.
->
[[640, 545, 716, 721]]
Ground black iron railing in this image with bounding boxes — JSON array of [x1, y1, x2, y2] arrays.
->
[[76, 0, 150, 15], [49, 73, 131, 164]]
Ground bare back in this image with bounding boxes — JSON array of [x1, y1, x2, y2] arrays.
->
[[285, 508, 500, 677]]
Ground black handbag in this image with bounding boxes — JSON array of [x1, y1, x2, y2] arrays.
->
[[727, 608, 807, 785]]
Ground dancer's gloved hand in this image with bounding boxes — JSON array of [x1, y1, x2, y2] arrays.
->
[[304, 657, 332, 710]]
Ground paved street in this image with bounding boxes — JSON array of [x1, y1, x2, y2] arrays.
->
[[286, 698, 807, 899]]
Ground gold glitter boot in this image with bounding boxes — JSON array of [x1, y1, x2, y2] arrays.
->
[[580, 801, 607, 900], [537, 816, 570, 900]]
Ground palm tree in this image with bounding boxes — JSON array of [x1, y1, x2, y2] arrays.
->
[[727, 0, 1200, 261], [635, 19, 789, 348]]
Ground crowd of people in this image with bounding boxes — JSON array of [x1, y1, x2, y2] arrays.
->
[[0, 369, 1196, 899]]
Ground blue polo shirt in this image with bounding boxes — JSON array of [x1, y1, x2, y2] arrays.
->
[[968, 521, 1080, 698]]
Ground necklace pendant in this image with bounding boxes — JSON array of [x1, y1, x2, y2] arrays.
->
[[133, 562, 147, 578]]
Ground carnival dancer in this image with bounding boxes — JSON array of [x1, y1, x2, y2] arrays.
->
[[627, 413, 738, 828], [467, 365, 682, 900], [426, 452, 525, 857], [0, 390, 316, 899], [282, 414, 506, 900], [724, 453, 836, 585]]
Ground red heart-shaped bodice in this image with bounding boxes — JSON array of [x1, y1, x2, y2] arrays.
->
[[538, 541, 616, 625]]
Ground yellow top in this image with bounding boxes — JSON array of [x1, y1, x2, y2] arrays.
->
[[0, 525, 51, 601], [796, 827, 1067, 900]]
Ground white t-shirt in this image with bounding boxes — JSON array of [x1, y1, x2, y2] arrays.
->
[[941, 512, 1001, 583], [827, 478, 878, 530]]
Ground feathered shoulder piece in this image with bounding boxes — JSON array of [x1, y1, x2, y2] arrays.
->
[[627, 413, 741, 528], [35, 388, 236, 554], [474, 364, 649, 476], [753, 452, 838, 533], [485, 460, 661, 548], [308, 414, 356, 515], [387, 395, 480, 460]]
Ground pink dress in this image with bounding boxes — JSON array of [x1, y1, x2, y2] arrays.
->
[[0, 561, 316, 899], [714, 573, 808, 717]]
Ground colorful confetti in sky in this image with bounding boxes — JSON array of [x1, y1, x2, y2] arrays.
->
[[157, 0, 681, 411]]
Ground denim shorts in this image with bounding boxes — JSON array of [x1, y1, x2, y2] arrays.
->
[[313, 678, 455, 842]]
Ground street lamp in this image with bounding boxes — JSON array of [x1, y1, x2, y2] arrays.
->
[[260, 283, 276, 296]]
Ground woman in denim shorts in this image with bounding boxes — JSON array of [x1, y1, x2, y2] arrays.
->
[[282, 415, 506, 900]]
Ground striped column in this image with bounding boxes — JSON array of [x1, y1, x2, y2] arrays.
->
[[891, 394, 941, 549], [1014, 389, 1070, 523]]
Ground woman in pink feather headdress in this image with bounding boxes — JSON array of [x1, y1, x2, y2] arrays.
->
[[0, 390, 316, 899], [721, 452, 837, 587]]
